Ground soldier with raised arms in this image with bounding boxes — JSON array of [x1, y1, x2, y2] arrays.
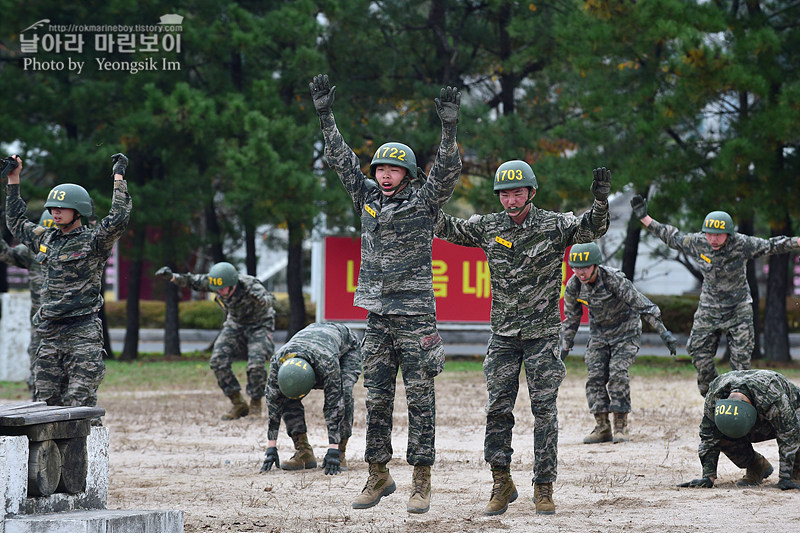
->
[[631, 195, 800, 396], [310, 73, 461, 514], [435, 161, 611, 515], [5, 154, 131, 409], [561, 242, 678, 444]]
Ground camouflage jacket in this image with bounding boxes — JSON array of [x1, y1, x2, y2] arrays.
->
[[172, 272, 274, 330], [5, 181, 131, 321], [319, 112, 461, 315], [699, 370, 800, 480], [435, 204, 609, 338], [646, 220, 799, 310], [0, 240, 43, 315], [265, 323, 362, 443], [562, 265, 667, 349]]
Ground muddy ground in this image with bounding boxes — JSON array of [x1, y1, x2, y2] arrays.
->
[[101, 367, 800, 533]]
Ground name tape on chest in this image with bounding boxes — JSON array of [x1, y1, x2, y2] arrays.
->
[[39, 244, 47, 253], [365, 205, 377, 218], [494, 236, 513, 249], [700, 253, 711, 264], [577, 298, 588, 306]]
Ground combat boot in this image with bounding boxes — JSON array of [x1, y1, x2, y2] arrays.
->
[[338, 438, 349, 472], [281, 433, 317, 470], [613, 412, 629, 443], [484, 466, 518, 516], [737, 452, 774, 487], [220, 392, 249, 420], [533, 482, 556, 515], [407, 465, 431, 514], [353, 463, 396, 509], [248, 397, 262, 418], [583, 412, 613, 444]]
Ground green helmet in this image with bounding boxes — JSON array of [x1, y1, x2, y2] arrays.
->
[[44, 184, 93, 218], [370, 142, 417, 179], [702, 211, 734, 235], [38, 210, 55, 228], [207, 262, 239, 291], [277, 356, 316, 399], [493, 160, 538, 193], [568, 242, 602, 267], [714, 398, 757, 438]]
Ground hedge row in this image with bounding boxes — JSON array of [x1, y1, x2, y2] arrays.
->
[[104, 292, 315, 331], [104, 294, 800, 333]]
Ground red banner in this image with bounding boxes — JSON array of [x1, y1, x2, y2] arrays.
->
[[324, 236, 588, 324]]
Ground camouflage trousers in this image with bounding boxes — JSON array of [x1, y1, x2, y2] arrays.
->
[[584, 336, 639, 414], [703, 422, 777, 478], [362, 312, 445, 466], [210, 321, 274, 399], [32, 314, 106, 407], [278, 351, 361, 442], [484, 333, 566, 484], [688, 302, 753, 396]]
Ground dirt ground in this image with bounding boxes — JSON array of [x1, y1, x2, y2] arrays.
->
[[101, 368, 800, 533]]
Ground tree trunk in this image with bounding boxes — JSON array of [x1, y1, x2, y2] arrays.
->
[[738, 216, 762, 360], [164, 276, 180, 356], [622, 187, 648, 281], [121, 225, 146, 361], [763, 216, 791, 362], [245, 220, 257, 276], [205, 199, 225, 264], [286, 219, 305, 340]]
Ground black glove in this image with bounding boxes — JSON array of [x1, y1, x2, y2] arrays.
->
[[309, 74, 336, 116], [778, 478, 800, 490], [322, 448, 341, 476], [111, 153, 128, 176], [560, 349, 569, 361], [155, 266, 173, 280], [260, 447, 280, 472], [1, 156, 18, 179], [590, 167, 611, 202], [677, 477, 714, 488], [434, 86, 461, 125], [630, 194, 648, 219], [660, 330, 678, 356]]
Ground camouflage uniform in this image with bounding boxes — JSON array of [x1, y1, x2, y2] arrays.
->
[[0, 241, 42, 378], [5, 181, 131, 407], [318, 109, 460, 467], [265, 323, 362, 445], [646, 220, 800, 395], [698, 370, 800, 482], [562, 265, 669, 414], [172, 272, 275, 400], [435, 204, 609, 482]]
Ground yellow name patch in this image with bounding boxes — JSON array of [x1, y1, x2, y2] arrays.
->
[[495, 236, 512, 249], [700, 254, 711, 264], [577, 298, 588, 306], [39, 244, 47, 253], [365, 205, 377, 218]]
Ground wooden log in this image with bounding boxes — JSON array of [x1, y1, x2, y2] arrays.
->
[[56, 437, 88, 494], [0, 406, 105, 427], [27, 439, 62, 497], [0, 419, 91, 441]]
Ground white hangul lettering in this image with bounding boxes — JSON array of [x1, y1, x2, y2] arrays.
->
[[20, 34, 39, 53], [62, 34, 85, 53], [138, 34, 159, 52], [161, 34, 181, 53], [94, 33, 115, 52], [40, 33, 62, 53], [116, 34, 135, 53]]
